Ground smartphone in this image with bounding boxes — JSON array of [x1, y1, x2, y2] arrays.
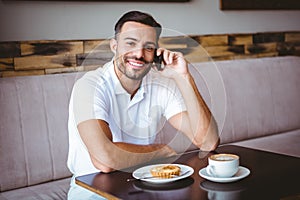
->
[[153, 49, 163, 71]]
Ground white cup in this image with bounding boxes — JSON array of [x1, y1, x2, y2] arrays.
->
[[206, 154, 239, 178]]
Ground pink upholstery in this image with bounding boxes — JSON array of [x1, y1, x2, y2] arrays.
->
[[0, 72, 83, 196]]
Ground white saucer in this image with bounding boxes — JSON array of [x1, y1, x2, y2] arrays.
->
[[199, 166, 250, 183]]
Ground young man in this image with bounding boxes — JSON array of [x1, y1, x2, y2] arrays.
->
[[67, 10, 219, 199]]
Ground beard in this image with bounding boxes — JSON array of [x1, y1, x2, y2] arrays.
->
[[115, 54, 153, 80]]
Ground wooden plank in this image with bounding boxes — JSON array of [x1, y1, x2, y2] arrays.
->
[[257, 52, 279, 58], [84, 40, 111, 53], [45, 66, 84, 74], [253, 32, 284, 43], [183, 47, 211, 63], [2, 70, 44, 78], [77, 52, 114, 66], [83, 65, 102, 71], [246, 43, 277, 54], [277, 42, 300, 56], [229, 34, 253, 45], [285, 32, 300, 42], [198, 35, 228, 47], [204, 45, 244, 57], [211, 55, 235, 61], [0, 42, 20, 58], [14, 54, 77, 70], [159, 36, 190, 49], [21, 41, 83, 56], [0, 58, 14, 71]]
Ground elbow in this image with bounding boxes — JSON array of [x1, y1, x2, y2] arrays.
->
[[194, 126, 220, 152], [98, 166, 115, 173], [204, 135, 220, 152], [90, 155, 115, 173]]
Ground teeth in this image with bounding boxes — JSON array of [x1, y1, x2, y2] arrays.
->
[[129, 61, 143, 67]]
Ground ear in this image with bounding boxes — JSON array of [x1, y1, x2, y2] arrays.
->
[[110, 38, 117, 54]]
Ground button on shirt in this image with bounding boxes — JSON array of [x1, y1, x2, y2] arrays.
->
[[67, 60, 186, 176]]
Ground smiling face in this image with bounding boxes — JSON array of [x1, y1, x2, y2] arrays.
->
[[111, 21, 158, 81]]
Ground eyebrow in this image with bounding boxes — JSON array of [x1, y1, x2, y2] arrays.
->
[[124, 37, 156, 46]]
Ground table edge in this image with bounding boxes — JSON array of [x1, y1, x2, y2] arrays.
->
[[75, 177, 121, 200]]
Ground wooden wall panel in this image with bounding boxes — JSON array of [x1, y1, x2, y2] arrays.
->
[[0, 31, 299, 78]]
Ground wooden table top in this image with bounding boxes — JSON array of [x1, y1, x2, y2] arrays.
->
[[75, 145, 300, 200]]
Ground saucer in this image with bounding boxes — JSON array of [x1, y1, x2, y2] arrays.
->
[[199, 166, 250, 183]]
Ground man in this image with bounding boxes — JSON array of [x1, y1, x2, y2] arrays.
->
[[67, 10, 219, 199]]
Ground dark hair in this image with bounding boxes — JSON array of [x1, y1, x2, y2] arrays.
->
[[114, 11, 162, 41]]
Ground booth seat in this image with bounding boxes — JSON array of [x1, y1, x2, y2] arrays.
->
[[1, 56, 299, 199]]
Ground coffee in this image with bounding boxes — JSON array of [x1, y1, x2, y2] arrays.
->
[[210, 154, 239, 161], [207, 153, 239, 178]]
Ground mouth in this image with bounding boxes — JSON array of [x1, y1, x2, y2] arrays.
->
[[127, 59, 146, 69]]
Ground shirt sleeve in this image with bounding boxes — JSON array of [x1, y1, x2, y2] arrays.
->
[[71, 71, 109, 125]]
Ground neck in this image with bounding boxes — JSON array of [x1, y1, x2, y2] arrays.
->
[[114, 64, 142, 96]]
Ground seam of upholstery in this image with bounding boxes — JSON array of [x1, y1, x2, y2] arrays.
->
[[41, 80, 55, 180], [266, 64, 278, 133], [16, 79, 30, 186]]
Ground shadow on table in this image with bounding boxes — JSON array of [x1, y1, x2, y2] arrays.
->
[[133, 177, 194, 191], [200, 180, 247, 200]]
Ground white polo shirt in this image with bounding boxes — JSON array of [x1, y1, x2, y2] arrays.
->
[[67, 60, 186, 176]]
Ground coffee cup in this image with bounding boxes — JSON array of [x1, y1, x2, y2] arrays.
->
[[206, 154, 239, 178]]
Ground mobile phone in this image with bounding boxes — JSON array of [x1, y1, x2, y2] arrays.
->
[[153, 49, 163, 71]]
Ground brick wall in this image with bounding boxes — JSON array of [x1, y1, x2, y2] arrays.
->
[[0, 31, 299, 78]]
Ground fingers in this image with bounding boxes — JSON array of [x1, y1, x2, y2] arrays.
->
[[157, 48, 183, 65]]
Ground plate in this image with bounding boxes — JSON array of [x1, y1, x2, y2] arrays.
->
[[132, 164, 194, 184], [199, 166, 250, 183]]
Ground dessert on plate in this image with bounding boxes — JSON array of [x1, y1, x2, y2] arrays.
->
[[150, 165, 181, 178]]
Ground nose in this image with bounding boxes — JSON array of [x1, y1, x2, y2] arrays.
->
[[132, 47, 145, 59]]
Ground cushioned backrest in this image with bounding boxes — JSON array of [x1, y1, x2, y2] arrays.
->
[[0, 72, 83, 191], [195, 56, 300, 144]]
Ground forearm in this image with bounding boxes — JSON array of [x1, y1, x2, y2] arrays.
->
[[92, 142, 176, 172], [172, 72, 219, 150], [78, 119, 176, 172]]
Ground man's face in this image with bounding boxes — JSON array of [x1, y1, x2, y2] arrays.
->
[[113, 21, 157, 80]]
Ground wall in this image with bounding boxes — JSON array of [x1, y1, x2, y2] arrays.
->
[[1, 0, 300, 41]]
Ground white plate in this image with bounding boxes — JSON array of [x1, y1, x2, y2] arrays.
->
[[199, 166, 250, 183], [132, 164, 194, 184]]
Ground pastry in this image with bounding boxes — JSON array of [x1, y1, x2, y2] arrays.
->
[[150, 164, 181, 178]]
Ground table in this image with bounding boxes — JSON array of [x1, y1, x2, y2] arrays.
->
[[75, 145, 300, 200]]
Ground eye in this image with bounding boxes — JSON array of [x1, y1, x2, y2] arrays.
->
[[144, 45, 155, 52], [126, 41, 136, 47]]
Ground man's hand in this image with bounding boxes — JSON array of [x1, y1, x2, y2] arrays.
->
[[155, 48, 188, 77]]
